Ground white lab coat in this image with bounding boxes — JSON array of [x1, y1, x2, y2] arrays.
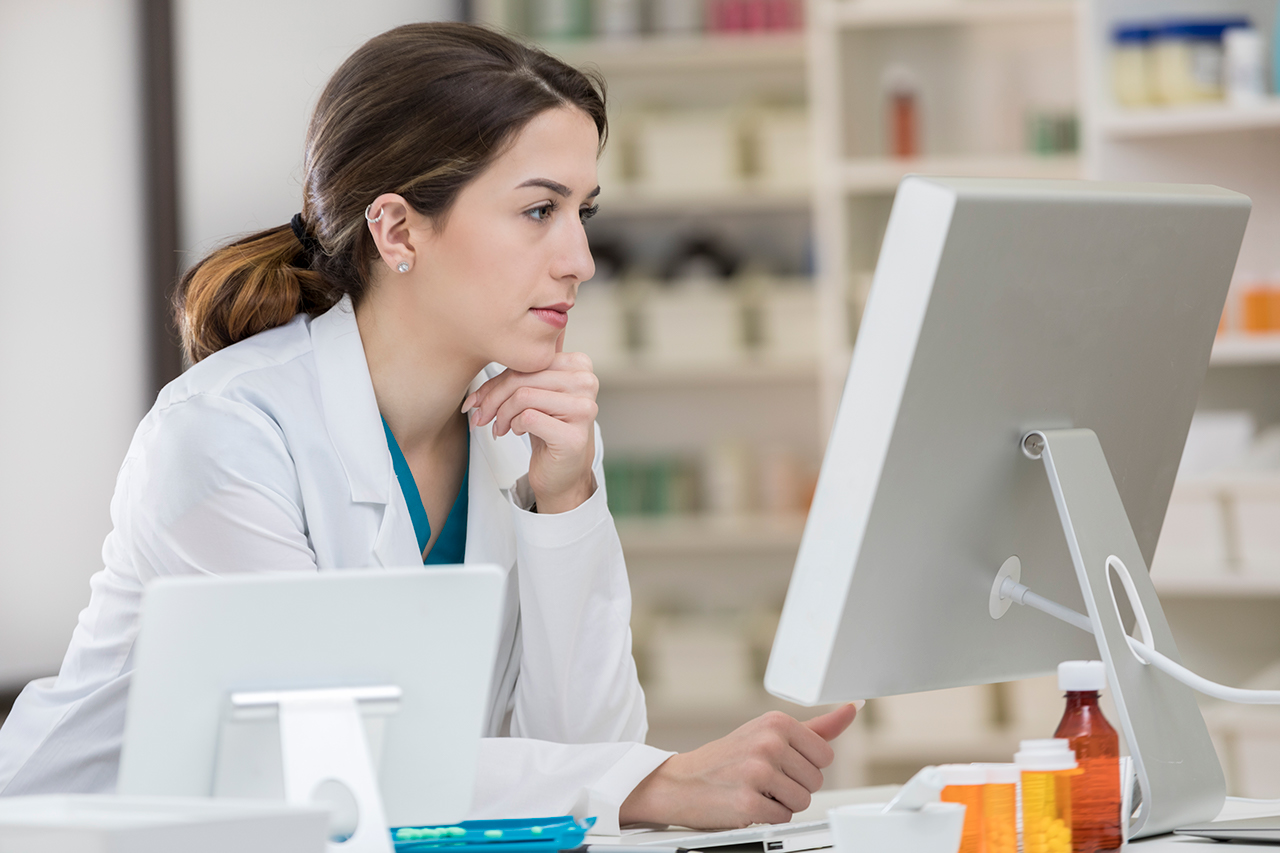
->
[[0, 296, 672, 832]]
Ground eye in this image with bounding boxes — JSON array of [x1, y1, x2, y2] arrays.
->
[[526, 201, 557, 222], [580, 204, 599, 222]]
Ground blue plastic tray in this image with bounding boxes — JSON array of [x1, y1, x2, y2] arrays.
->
[[391, 816, 595, 852]]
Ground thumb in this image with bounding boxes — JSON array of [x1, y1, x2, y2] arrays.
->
[[805, 702, 860, 741]]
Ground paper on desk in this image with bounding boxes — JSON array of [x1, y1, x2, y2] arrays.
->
[[588, 786, 903, 845]]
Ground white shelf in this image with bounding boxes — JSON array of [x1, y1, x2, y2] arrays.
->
[[542, 33, 806, 75], [599, 186, 811, 217], [616, 512, 806, 557], [1154, 575, 1280, 597], [597, 360, 819, 390], [823, 0, 1075, 29], [1210, 334, 1280, 366], [839, 155, 1081, 194], [1099, 99, 1280, 140]]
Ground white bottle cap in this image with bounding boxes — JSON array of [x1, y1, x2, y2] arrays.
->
[[1015, 738, 1077, 772], [977, 763, 1021, 785], [1059, 660, 1107, 692], [936, 764, 987, 787]]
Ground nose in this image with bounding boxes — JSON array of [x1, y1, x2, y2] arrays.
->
[[553, 216, 596, 285]]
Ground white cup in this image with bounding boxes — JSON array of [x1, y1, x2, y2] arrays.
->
[[829, 802, 966, 853]]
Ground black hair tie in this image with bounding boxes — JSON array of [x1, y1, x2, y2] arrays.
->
[[290, 213, 322, 266]]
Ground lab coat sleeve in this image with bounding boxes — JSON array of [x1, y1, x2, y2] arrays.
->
[[123, 393, 318, 581], [505, 424, 648, 746], [469, 737, 672, 836]]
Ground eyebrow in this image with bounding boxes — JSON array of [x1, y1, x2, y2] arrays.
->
[[517, 178, 602, 200]]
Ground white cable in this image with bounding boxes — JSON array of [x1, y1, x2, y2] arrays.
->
[[1124, 636, 1280, 705], [1001, 579, 1280, 705]]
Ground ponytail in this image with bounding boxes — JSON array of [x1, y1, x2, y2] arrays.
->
[[173, 225, 338, 364]]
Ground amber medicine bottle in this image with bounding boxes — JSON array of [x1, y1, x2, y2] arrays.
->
[[1016, 738, 1078, 853], [938, 764, 986, 853], [1054, 660, 1122, 852], [980, 763, 1020, 853]]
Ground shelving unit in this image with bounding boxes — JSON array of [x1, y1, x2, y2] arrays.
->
[[596, 360, 818, 390], [543, 32, 806, 74], [1211, 334, 1280, 365], [1098, 97, 1280, 139], [1155, 575, 1280, 597], [839, 154, 1080, 193], [1081, 0, 1280, 799], [821, 0, 1075, 29], [597, 186, 811, 216], [616, 512, 806, 557], [808, 0, 1080, 424]]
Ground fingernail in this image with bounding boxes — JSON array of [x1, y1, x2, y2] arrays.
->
[[461, 394, 475, 413], [853, 700, 866, 711]]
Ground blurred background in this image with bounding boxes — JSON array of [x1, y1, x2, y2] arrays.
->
[[2, 0, 1280, 796]]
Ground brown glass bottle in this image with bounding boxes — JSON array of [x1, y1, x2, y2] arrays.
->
[[1055, 688, 1122, 852]]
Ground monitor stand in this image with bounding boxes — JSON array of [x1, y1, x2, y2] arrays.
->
[[212, 685, 401, 853], [1001, 428, 1225, 839]]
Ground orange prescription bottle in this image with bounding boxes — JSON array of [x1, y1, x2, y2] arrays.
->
[[938, 764, 987, 853], [1016, 738, 1078, 853], [980, 764, 1020, 853], [1055, 661, 1122, 852]]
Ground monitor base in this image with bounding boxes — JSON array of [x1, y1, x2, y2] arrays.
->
[[214, 685, 400, 853], [1023, 428, 1225, 839]]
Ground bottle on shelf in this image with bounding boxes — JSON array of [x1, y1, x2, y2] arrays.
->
[[882, 64, 920, 159], [1054, 660, 1122, 853]]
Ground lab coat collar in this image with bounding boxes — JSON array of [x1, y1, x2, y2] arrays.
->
[[310, 298, 521, 570], [309, 296, 390, 506]]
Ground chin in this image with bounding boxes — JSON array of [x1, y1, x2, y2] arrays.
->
[[492, 340, 559, 374]]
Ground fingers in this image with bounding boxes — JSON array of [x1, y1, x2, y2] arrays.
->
[[778, 744, 825, 793], [506, 407, 585, 452], [762, 772, 813, 815], [760, 711, 833, 770], [461, 356, 598, 419], [804, 703, 859, 742], [739, 790, 794, 826], [489, 386, 597, 438]]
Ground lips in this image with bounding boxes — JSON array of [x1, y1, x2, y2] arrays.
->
[[530, 304, 570, 329]]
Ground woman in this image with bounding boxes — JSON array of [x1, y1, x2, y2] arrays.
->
[[0, 22, 854, 831]]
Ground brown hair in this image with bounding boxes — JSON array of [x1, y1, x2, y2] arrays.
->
[[174, 22, 607, 364]]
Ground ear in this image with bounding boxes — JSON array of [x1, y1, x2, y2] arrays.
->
[[365, 193, 421, 274]]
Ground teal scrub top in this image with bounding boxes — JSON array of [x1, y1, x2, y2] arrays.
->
[[382, 417, 468, 565]]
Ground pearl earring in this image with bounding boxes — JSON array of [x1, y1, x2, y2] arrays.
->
[[397, 262, 410, 273]]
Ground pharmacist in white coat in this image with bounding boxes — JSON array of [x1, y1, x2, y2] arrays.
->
[[0, 22, 854, 831]]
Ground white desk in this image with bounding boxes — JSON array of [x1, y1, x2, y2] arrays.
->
[[593, 788, 1280, 852]]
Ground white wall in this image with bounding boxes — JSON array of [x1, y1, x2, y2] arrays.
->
[[0, 1, 147, 684], [176, 0, 458, 256]]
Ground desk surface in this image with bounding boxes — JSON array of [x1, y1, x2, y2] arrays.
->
[[593, 787, 1280, 851]]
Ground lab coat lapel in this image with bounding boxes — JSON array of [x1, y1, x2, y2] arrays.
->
[[465, 421, 518, 571], [310, 297, 420, 568], [464, 364, 530, 571]]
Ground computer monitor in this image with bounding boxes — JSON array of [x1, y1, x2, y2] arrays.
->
[[765, 177, 1250, 838], [118, 567, 506, 850]]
